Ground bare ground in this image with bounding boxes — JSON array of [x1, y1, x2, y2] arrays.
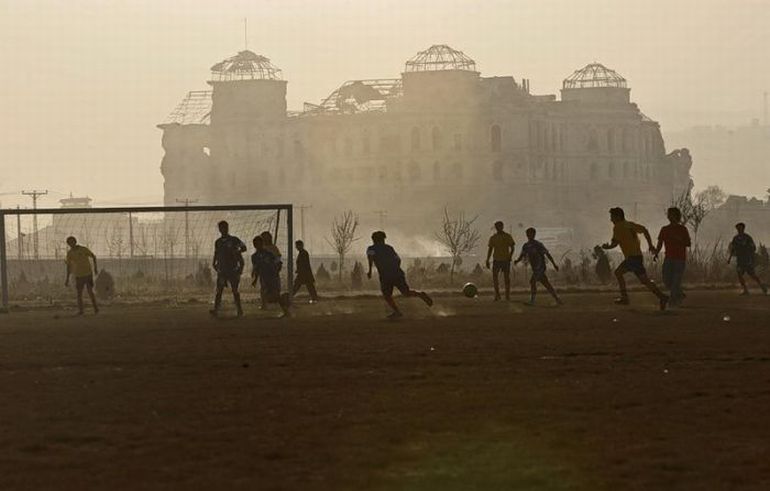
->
[[1, 290, 770, 490]]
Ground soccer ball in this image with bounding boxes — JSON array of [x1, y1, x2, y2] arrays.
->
[[462, 282, 478, 298]]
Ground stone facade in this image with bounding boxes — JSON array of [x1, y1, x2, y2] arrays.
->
[[158, 45, 692, 248]]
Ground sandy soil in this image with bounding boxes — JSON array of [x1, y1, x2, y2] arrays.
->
[[1, 290, 770, 490]]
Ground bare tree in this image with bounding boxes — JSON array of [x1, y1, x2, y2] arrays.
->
[[326, 210, 359, 282], [672, 185, 725, 247], [435, 208, 481, 283]]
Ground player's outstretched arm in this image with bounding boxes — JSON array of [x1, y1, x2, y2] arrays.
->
[[64, 262, 70, 286], [485, 244, 493, 268], [653, 232, 664, 260], [639, 226, 655, 252], [546, 250, 559, 271], [513, 248, 525, 265], [601, 239, 619, 250], [90, 250, 99, 275]]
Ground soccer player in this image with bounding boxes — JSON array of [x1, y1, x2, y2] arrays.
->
[[366, 231, 432, 319], [64, 236, 99, 315], [653, 207, 691, 306], [601, 207, 669, 310], [259, 231, 282, 309], [514, 227, 562, 306], [727, 222, 767, 295], [251, 235, 290, 317], [485, 220, 515, 301], [292, 240, 319, 302], [210, 220, 246, 318]]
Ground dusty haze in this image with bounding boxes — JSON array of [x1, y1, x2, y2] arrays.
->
[[1, 0, 769, 209]]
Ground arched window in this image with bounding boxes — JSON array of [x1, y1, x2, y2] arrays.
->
[[432, 127, 442, 151], [411, 127, 421, 151], [492, 160, 503, 181], [491, 125, 502, 153]]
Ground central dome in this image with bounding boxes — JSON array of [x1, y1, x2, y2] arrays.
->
[[210, 50, 283, 82], [563, 63, 627, 89], [404, 44, 477, 73]]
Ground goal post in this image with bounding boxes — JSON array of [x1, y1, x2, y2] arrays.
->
[[0, 204, 293, 311]]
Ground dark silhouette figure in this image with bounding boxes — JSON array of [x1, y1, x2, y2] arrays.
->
[[210, 220, 246, 317], [514, 227, 562, 306], [366, 231, 433, 319], [251, 235, 290, 317], [292, 240, 319, 302], [601, 207, 668, 310], [485, 221, 515, 301], [592, 246, 612, 284], [64, 236, 99, 315], [728, 223, 768, 295]]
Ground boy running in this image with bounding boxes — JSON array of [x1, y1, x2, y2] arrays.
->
[[514, 227, 562, 306], [292, 240, 319, 302], [210, 220, 246, 318], [64, 236, 99, 315], [251, 235, 291, 317], [653, 207, 691, 306], [728, 222, 767, 295], [601, 207, 669, 310], [366, 231, 432, 319], [485, 221, 515, 301]]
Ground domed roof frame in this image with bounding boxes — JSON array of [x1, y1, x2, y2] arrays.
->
[[210, 50, 283, 82], [404, 44, 477, 73], [563, 63, 627, 89]]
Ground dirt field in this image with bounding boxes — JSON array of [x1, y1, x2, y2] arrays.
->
[[1, 289, 770, 490]]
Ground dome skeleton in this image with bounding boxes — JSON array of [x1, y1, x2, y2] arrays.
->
[[563, 62, 627, 89], [404, 44, 477, 73], [209, 50, 283, 82]]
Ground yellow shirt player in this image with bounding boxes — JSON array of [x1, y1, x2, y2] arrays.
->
[[601, 207, 668, 310], [64, 236, 99, 315], [485, 221, 515, 301]]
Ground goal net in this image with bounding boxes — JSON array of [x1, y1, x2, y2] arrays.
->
[[0, 204, 293, 309]]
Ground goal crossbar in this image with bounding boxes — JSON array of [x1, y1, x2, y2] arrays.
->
[[0, 204, 294, 310]]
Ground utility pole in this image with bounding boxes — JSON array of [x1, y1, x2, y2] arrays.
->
[[176, 198, 198, 258], [297, 204, 312, 242], [22, 190, 47, 259], [16, 206, 22, 260], [374, 210, 387, 230]]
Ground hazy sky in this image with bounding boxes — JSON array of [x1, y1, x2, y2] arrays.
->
[[1, 0, 768, 208]]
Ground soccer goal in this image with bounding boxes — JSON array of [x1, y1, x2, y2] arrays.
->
[[0, 204, 293, 310]]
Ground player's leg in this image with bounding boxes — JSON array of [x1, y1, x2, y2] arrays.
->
[[671, 260, 686, 305], [614, 262, 630, 304], [396, 275, 433, 307], [540, 275, 562, 304], [526, 275, 537, 305], [85, 277, 99, 313], [211, 275, 225, 316], [492, 263, 501, 301], [307, 281, 319, 302], [278, 292, 291, 317], [292, 276, 302, 296], [636, 272, 668, 310], [503, 264, 511, 301], [232, 275, 243, 317], [746, 267, 767, 294], [75, 279, 85, 315], [737, 267, 749, 294], [661, 258, 674, 294]]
